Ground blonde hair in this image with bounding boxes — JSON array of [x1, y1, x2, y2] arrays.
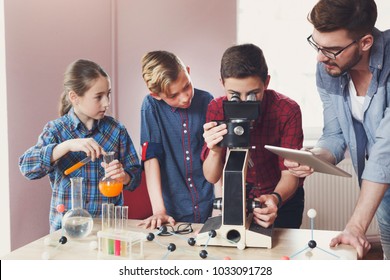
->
[[141, 51, 186, 95], [59, 59, 109, 116]]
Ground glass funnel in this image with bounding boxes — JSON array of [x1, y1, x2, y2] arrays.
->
[[99, 151, 123, 197], [62, 177, 94, 238]]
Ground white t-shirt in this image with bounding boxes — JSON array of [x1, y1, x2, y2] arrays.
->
[[349, 79, 365, 122]]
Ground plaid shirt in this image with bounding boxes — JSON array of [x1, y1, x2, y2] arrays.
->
[[19, 108, 141, 231], [202, 90, 304, 197]]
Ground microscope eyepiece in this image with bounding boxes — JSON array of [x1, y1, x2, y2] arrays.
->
[[230, 93, 241, 102]]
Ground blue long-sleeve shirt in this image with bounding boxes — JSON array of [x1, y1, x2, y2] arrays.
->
[[19, 108, 141, 231], [140, 89, 214, 223], [315, 28, 390, 185]]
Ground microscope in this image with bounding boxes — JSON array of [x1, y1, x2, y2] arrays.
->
[[197, 93, 273, 249]]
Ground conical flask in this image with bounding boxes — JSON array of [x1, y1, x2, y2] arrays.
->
[[62, 177, 94, 238], [98, 151, 123, 197]]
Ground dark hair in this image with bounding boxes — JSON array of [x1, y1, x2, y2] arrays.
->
[[59, 59, 109, 116], [220, 43, 268, 83], [308, 0, 377, 39]]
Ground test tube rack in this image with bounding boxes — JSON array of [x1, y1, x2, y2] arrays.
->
[[97, 229, 144, 259], [98, 203, 144, 259]]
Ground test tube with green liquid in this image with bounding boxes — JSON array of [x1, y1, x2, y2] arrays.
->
[[107, 203, 115, 254]]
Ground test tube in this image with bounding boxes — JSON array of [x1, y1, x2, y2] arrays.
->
[[121, 206, 129, 257], [107, 203, 115, 255], [114, 206, 122, 256], [101, 203, 109, 254], [102, 203, 109, 231], [115, 206, 122, 231], [122, 206, 128, 230], [64, 157, 91, 175], [108, 203, 114, 229]]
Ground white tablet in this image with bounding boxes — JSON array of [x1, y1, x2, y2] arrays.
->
[[264, 145, 352, 178]]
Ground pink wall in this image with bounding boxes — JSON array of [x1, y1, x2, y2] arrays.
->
[[115, 0, 235, 146], [5, 0, 113, 250], [5, 0, 236, 251]]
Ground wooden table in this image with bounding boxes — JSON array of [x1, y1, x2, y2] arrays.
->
[[2, 219, 356, 260]]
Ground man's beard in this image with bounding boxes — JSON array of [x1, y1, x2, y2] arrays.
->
[[324, 49, 362, 77]]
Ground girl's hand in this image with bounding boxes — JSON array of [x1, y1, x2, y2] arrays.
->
[[66, 138, 105, 161], [101, 159, 127, 181]]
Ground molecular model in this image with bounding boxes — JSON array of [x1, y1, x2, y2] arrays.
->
[[41, 204, 68, 260], [146, 225, 226, 260], [281, 208, 340, 260]]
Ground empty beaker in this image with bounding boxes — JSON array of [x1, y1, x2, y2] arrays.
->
[[99, 151, 124, 197], [62, 177, 94, 238]]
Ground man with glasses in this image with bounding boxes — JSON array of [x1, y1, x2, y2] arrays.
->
[[285, 0, 390, 260]]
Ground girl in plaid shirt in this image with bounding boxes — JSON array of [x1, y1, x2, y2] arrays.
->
[[19, 59, 141, 231]]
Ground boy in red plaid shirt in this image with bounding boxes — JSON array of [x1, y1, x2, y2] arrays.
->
[[202, 44, 305, 229]]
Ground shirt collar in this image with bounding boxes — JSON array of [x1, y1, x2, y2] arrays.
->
[[67, 108, 102, 134], [369, 28, 384, 71]]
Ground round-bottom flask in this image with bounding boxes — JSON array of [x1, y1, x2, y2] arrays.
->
[[62, 177, 93, 239], [98, 151, 123, 197], [99, 178, 123, 197]]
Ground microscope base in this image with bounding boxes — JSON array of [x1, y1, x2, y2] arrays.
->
[[197, 215, 272, 249]]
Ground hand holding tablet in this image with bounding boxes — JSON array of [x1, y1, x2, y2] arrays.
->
[[264, 145, 352, 178]]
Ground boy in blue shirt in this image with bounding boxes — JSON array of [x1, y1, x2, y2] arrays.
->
[[138, 51, 216, 229]]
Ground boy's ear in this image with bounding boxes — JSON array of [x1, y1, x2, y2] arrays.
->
[[264, 75, 271, 89], [186, 66, 191, 75], [150, 92, 162, 100]]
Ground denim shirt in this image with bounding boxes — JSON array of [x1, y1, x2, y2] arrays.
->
[[315, 28, 390, 185], [140, 89, 214, 223]]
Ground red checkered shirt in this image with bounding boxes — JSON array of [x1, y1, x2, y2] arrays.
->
[[201, 90, 304, 197]]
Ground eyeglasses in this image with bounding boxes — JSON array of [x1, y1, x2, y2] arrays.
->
[[157, 223, 193, 236], [307, 35, 360, 60]]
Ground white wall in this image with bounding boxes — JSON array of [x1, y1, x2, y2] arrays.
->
[[3, 0, 236, 253]]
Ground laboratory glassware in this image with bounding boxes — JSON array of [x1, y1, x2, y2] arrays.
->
[[62, 177, 94, 238]]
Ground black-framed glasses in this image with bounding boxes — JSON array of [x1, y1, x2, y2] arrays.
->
[[307, 35, 360, 60], [157, 223, 193, 236]]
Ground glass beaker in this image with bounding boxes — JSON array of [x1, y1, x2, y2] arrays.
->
[[98, 151, 123, 197], [62, 177, 94, 239]]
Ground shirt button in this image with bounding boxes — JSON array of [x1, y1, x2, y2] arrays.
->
[[194, 205, 198, 209], [186, 157, 190, 161], [186, 150, 189, 154], [184, 130, 188, 134], [183, 123, 187, 127], [189, 184, 193, 187], [187, 178, 191, 182]]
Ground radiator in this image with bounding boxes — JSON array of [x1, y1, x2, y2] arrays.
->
[[301, 158, 379, 238]]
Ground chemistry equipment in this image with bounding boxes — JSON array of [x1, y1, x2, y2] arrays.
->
[[64, 157, 91, 175], [62, 177, 94, 239], [282, 209, 340, 260], [98, 151, 123, 197], [98, 203, 144, 259]]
